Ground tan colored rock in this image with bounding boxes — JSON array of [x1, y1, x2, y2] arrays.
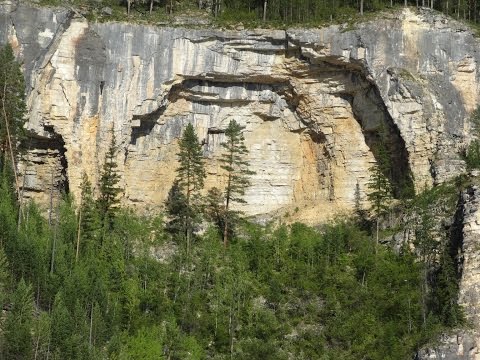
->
[[0, 6, 478, 223]]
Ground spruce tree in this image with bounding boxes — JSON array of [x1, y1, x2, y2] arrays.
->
[[218, 119, 255, 247], [0, 44, 25, 191], [172, 123, 205, 255], [165, 180, 188, 236], [366, 161, 393, 247], [205, 187, 226, 234], [97, 130, 122, 229], [0, 248, 9, 310], [77, 173, 101, 261], [3, 279, 34, 360]]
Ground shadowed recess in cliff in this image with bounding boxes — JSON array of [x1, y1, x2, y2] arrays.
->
[[450, 188, 467, 282], [20, 127, 69, 196], [349, 78, 414, 198], [130, 104, 167, 145]]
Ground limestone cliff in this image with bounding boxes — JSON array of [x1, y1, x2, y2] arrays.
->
[[417, 185, 480, 359], [0, 1, 479, 223]]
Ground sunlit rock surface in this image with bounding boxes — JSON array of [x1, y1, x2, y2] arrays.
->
[[0, 2, 479, 223]]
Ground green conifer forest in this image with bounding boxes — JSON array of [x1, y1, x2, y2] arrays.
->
[[34, 0, 480, 27], [0, 38, 468, 359]]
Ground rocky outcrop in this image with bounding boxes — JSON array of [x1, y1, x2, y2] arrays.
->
[[0, 2, 479, 222], [417, 186, 480, 359]]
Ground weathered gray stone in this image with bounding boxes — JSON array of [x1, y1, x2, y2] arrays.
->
[[417, 186, 480, 360], [101, 6, 112, 16], [0, 4, 478, 225]]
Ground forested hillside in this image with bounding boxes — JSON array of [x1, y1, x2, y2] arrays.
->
[[35, 0, 480, 26], [0, 42, 468, 359], [0, 165, 467, 359]]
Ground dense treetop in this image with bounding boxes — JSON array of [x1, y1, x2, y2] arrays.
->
[[34, 0, 480, 28]]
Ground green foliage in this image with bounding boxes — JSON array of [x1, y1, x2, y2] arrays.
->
[[220, 119, 254, 206], [165, 180, 188, 235], [78, 173, 102, 257], [176, 123, 206, 198], [2, 279, 34, 360], [0, 248, 9, 307], [463, 106, 480, 169], [367, 155, 394, 243], [117, 326, 165, 359], [171, 123, 206, 253], [204, 186, 227, 236], [28, 0, 480, 32], [465, 139, 480, 169], [0, 136, 465, 360], [216, 119, 255, 246], [98, 130, 122, 227], [0, 44, 25, 159], [367, 163, 393, 214]]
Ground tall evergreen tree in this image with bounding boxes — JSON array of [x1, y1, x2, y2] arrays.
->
[[0, 44, 25, 193], [218, 119, 254, 247], [97, 130, 122, 229], [172, 123, 205, 255], [205, 187, 226, 234], [2, 279, 34, 360], [0, 248, 9, 311], [165, 179, 188, 235], [77, 173, 101, 261], [366, 160, 393, 247]]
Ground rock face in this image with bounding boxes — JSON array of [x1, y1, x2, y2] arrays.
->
[[0, 2, 479, 222], [417, 186, 480, 360]]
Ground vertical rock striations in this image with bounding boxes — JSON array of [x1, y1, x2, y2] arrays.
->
[[0, 3, 479, 222], [417, 186, 480, 359]]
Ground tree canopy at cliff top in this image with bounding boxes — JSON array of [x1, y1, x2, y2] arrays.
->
[[35, 0, 480, 28]]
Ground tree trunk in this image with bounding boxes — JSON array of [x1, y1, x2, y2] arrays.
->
[[263, 0, 267, 21], [76, 204, 82, 263], [49, 171, 57, 274], [360, 0, 364, 14], [48, 171, 54, 226], [223, 219, 229, 248], [1, 83, 21, 206], [89, 303, 94, 346], [223, 172, 232, 248]]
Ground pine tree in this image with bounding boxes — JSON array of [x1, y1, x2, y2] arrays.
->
[[173, 123, 206, 255], [0, 248, 9, 310], [366, 161, 393, 247], [218, 119, 255, 247], [97, 130, 122, 229], [0, 44, 25, 195], [165, 180, 188, 236], [3, 279, 34, 360], [205, 187, 226, 234], [77, 173, 101, 261], [50, 292, 74, 357]]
